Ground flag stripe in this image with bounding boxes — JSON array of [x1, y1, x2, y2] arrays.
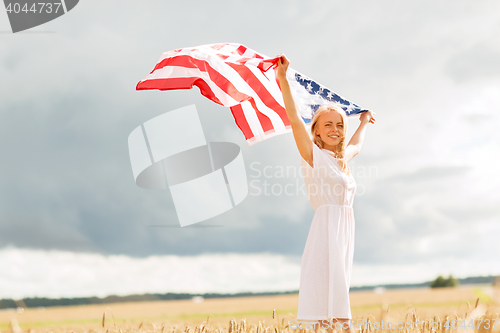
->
[[137, 66, 238, 106], [141, 55, 249, 104], [230, 103, 255, 141], [235, 45, 247, 55], [136, 77, 223, 105], [225, 62, 290, 128], [247, 97, 275, 134]]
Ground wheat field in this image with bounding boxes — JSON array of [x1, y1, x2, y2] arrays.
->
[[1, 286, 499, 333]]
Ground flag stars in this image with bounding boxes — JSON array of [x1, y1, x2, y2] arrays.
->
[[345, 103, 355, 114]]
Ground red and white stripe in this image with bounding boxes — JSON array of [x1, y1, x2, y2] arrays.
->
[[136, 43, 292, 146]]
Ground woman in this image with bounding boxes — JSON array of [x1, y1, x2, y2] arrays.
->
[[276, 54, 375, 332]]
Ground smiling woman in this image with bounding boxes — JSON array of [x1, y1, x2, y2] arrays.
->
[[310, 104, 350, 175], [276, 54, 375, 332]]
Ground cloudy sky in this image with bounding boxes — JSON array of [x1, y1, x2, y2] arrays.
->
[[1, 0, 500, 299]]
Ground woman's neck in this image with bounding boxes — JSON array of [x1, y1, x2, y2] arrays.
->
[[322, 142, 338, 151]]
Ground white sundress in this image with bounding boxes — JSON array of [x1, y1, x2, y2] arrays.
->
[[297, 142, 357, 320]]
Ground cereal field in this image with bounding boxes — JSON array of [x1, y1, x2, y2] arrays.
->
[[1, 285, 499, 333]]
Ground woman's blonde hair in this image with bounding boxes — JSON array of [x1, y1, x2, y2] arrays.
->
[[310, 104, 350, 175]]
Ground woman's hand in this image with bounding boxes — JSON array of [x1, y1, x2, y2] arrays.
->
[[359, 110, 376, 124], [276, 54, 290, 79]]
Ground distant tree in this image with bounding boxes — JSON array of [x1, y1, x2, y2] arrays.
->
[[444, 275, 459, 287], [431, 275, 458, 288], [431, 275, 446, 288]]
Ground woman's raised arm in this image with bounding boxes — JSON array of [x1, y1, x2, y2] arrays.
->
[[344, 110, 376, 162], [276, 55, 314, 167]]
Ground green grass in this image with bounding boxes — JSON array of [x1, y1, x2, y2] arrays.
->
[[473, 289, 493, 304]]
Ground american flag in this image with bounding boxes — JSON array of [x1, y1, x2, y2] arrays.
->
[[136, 43, 366, 146]]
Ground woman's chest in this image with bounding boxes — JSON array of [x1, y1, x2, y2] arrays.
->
[[314, 162, 356, 189]]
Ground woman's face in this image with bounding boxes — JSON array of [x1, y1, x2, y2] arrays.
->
[[315, 111, 344, 149]]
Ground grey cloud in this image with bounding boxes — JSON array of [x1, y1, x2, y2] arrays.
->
[[352, 163, 490, 265], [0, 211, 98, 252]]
